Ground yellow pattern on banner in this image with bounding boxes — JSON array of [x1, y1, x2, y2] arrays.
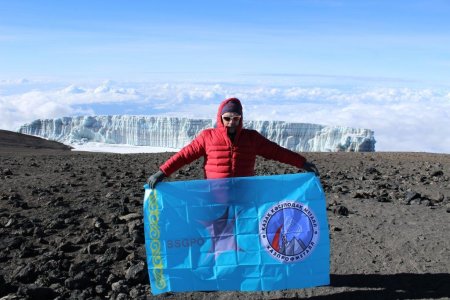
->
[[147, 190, 166, 290]]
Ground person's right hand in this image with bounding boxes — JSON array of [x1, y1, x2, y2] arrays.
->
[[147, 170, 166, 189]]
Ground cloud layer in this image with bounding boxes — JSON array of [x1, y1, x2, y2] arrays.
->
[[1, 79, 449, 153]]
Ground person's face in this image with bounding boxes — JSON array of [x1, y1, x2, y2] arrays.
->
[[221, 112, 241, 133]]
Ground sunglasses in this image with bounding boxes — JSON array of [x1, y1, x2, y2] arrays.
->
[[222, 116, 241, 122]]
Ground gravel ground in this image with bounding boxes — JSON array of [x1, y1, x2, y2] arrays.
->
[[1, 131, 449, 299]]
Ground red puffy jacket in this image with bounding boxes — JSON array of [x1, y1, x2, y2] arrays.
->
[[159, 98, 306, 179]]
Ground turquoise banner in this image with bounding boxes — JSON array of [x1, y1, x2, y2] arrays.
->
[[143, 173, 330, 295]]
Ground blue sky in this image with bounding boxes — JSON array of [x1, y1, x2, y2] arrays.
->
[[1, 1, 450, 152], [2, 0, 450, 82]]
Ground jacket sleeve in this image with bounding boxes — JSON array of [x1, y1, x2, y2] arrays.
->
[[159, 132, 206, 177], [254, 132, 306, 168]]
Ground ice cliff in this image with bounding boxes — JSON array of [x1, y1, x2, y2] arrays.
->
[[18, 116, 376, 152]]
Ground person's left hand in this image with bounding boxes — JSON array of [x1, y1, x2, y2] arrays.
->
[[300, 161, 320, 177], [147, 170, 166, 189]]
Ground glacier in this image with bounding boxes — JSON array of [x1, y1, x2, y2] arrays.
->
[[18, 115, 376, 152]]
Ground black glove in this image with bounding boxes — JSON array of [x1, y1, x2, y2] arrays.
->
[[300, 161, 320, 177], [147, 170, 166, 189]]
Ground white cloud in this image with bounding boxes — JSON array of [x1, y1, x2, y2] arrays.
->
[[0, 79, 449, 153], [62, 85, 86, 94]]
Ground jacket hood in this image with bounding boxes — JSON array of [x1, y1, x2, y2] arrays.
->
[[216, 97, 243, 130]]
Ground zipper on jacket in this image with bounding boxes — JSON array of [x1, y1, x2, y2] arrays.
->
[[230, 145, 234, 177]]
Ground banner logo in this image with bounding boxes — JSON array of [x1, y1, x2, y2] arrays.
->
[[260, 201, 319, 263]]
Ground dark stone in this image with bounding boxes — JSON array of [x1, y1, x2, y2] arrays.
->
[[0, 251, 8, 263], [4, 218, 16, 228], [48, 220, 66, 229], [340, 186, 350, 194], [121, 196, 129, 204], [8, 193, 22, 201], [105, 181, 114, 187], [68, 260, 97, 278], [422, 200, 431, 206], [365, 167, 381, 175], [405, 191, 421, 204], [33, 226, 45, 238], [69, 290, 83, 299], [431, 170, 444, 177], [95, 285, 106, 295], [41, 259, 59, 272], [87, 242, 106, 255], [105, 192, 116, 199], [17, 284, 58, 300], [352, 190, 367, 199], [13, 264, 37, 283], [120, 205, 129, 215], [127, 219, 143, 234], [129, 285, 147, 299], [18, 244, 38, 258], [333, 205, 349, 216], [116, 293, 128, 300], [102, 233, 119, 244], [1, 236, 25, 250], [93, 217, 107, 229], [64, 271, 91, 290], [111, 280, 127, 293], [125, 262, 146, 284], [3, 169, 13, 176], [72, 234, 89, 245], [111, 215, 122, 225], [58, 241, 79, 253], [331, 225, 342, 232], [131, 230, 144, 244], [410, 199, 421, 205], [98, 246, 128, 264], [377, 196, 391, 203], [106, 274, 118, 285], [0, 274, 9, 296]]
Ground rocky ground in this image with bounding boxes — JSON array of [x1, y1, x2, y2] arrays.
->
[[0, 131, 449, 299]]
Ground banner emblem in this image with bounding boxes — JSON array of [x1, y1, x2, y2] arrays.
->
[[260, 201, 319, 263]]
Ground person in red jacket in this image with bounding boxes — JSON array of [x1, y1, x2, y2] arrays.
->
[[147, 97, 319, 188]]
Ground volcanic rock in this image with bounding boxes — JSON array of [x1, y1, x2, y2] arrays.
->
[[333, 205, 349, 216], [125, 262, 147, 284], [1, 134, 449, 299], [64, 271, 91, 290], [12, 264, 36, 284], [16, 284, 58, 300]]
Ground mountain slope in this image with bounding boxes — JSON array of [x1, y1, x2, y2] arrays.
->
[[0, 129, 72, 151]]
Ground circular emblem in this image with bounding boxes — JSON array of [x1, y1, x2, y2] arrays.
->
[[260, 201, 319, 263]]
